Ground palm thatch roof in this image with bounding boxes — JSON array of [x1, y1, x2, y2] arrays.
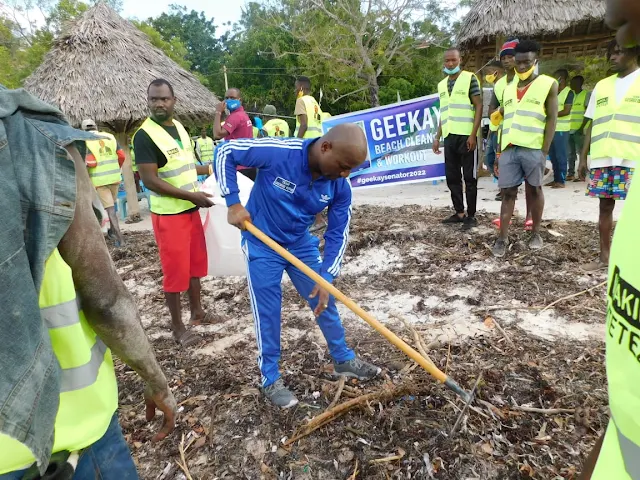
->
[[458, 0, 614, 67], [24, 3, 219, 132]]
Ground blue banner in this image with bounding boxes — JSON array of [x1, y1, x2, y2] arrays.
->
[[322, 94, 444, 188]]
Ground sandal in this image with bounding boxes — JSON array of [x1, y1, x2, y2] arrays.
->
[[190, 311, 226, 326], [492, 218, 512, 228], [524, 219, 533, 231], [175, 329, 202, 347]]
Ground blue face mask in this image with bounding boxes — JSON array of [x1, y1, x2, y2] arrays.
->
[[443, 65, 461, 75], [225, 99, 241, 111]]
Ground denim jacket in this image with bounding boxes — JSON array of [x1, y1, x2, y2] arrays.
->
[[0, 86, 100, 472]]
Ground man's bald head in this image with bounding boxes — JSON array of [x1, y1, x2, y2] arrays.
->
[[310, 123, 368, 180]]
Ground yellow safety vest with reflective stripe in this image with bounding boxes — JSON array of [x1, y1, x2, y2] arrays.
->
[[264, 119, 290, 137], [321, 112, 332, 122], [86, 131, 121, 187], [0, 249, 118, 474], [130, 144, 138, 172], [197, 137, 214, 162], [489, 76, 510, 133], [437, 71, 477, 138], [591, 177, 640, 479], [501, 75, 555, 150], [556, 86, 572, 132], [570, 90, 588, 131], [294, 95, 323, 138], [135, 118, 198, 215], [252, 126, 259, 138], [590, 74, 640, 165]]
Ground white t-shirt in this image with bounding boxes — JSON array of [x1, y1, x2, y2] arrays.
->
[[585, 68, 640, 168]]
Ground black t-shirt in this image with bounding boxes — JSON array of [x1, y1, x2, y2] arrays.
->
[[133, 119, 182, 169]]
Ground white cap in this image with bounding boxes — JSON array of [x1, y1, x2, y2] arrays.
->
[[81, 119, 97, 131]]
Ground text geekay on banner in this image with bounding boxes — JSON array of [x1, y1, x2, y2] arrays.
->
[[322, 94, 443, 189]]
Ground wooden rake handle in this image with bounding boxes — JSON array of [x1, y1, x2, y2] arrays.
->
[[244, 221, 471, 403]]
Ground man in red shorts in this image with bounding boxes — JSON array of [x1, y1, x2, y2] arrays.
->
[[578, 39, 639, 271], [134, 78, 217, 347]]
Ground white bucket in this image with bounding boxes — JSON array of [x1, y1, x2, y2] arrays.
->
[[199, 173, 253, 277]]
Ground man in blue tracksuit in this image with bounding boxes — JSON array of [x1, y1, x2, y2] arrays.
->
[[214, 124, 381, 408]]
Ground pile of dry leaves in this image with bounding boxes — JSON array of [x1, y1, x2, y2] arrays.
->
[[110, 206, 608, 479]]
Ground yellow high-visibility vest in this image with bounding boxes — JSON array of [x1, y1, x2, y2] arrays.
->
[[134, 118, 198, 215], [294, 95, 323, 138], [264, 119, 290, 137], [570, 90, 589, 131], [501, 75, 555, 150], [437, 71, 477, 138], [130, 144, 138, 173], [489, 76, 510, 133], [86, 131, 121, 187], [556, 86, 572, 132], [590, 73, 640, 165], [592, 178, 640, 479], [0, 249, 118, 474], [197, 137, 214, 162]]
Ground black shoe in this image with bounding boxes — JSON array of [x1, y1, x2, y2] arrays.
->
[[495, 192, 503, 201], [462, 216, 478, 230], [441, 214, 464, 224]]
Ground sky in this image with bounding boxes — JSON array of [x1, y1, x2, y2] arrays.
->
[[121, 0, 245, 31]]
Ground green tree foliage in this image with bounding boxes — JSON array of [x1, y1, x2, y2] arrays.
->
[[149, 5, 226, 77], [133, 20, 191, 70]]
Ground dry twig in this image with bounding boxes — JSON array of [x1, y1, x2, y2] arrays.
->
[[327, 376, 346, 410], [284, 384, 412, 447], [176, 434, 194, 480], [540, 281, 607, 312], [512, 405, 575, 414]]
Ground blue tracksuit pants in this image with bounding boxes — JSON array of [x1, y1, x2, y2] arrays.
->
[[242, 236, 355, 387]]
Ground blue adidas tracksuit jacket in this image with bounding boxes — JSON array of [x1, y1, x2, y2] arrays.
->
[[214, 137, 355, 386]]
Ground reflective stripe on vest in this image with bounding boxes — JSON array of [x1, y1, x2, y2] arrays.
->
[[294, 95, 323, 138], [86, 131, 121, 187], [0, 249, 117, 475], [130, 144, 138, 172], [501, 75, 555, 150], [198, 137, 214, 162], [570, 90, 588, 131], [556, 86, 572, 132], [264, 118, 290, 137], [590, 73, 640, 165], [134, 118, 198, 214], [437, 71, 476, 138], [591, 178, 640, 478]]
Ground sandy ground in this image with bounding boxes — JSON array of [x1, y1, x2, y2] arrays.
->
[[112, 205, 609, 479], [121, 176, 621, 235]]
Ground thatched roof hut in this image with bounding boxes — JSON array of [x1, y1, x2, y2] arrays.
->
[[25, 2, 219, 132], [457, 0, 614, 67]]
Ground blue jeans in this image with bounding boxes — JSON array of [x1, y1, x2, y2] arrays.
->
[[485, 132, 498, 178], [549, 131, 569, 184], [242, 236, 355, 387], [0, 414, 138, 480]]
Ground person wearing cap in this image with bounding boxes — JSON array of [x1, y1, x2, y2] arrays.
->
[[263, 105, 290, 137], [81, 119, 126, 247], [484, 59, 506, 188]]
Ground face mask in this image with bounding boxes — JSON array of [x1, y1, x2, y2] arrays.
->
[[225, 99, 241, 111], [516, 64, 536, 81], [443, 65, 461, 75], [485, 73, 497, 84]]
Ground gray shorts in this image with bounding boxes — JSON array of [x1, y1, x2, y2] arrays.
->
[[498, 146, 545, 188]]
